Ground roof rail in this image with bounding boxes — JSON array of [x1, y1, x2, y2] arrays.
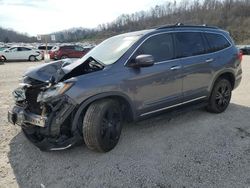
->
[[156, 23, 219, 30]]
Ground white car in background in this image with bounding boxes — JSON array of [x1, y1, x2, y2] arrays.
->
[[0, 46, 42, 61]]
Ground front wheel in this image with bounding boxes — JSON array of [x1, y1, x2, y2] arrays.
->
[[206, 78, 232, 113], [83, 99, 122, 152]]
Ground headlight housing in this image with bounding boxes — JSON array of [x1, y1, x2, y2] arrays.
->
[[37, 82, 74, 102]]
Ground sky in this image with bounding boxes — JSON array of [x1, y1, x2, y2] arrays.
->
[[0, 0, 172, 36]]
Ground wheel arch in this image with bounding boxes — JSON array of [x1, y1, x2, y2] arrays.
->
[[71, 92, 136, 134], [209, 70, 236, 93]]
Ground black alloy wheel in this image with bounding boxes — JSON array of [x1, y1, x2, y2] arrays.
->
[[207, 79, 232, 113]]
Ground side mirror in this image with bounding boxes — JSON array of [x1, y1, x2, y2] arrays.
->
[[5, 50, 9, 53], [130, 54, 154, 68]]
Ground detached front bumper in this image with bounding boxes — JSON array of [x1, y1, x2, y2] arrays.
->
[[8, 96, 81, 151], [8, 105, 47, 127]]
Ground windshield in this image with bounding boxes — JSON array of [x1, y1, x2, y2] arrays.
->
[[79, 34, 141, 65]]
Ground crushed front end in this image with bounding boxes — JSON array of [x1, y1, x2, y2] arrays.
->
[[8, 76, 80, 151]]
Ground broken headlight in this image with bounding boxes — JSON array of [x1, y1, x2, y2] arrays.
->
[[37, 82, 74, 102]]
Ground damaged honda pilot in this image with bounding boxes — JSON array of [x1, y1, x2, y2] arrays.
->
[[8, 24, 242, 152]]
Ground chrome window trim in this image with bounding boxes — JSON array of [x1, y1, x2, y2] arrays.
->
[[124, 30, 232, 66], [140, 96, 207, 117]]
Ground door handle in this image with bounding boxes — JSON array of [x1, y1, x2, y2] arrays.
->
[[205, 58, 214, 63], [170, 65, 181, 70]]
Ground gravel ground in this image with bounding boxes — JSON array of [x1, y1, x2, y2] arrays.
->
[[0, 57, 250, 188]]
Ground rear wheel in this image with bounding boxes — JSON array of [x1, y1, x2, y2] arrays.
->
[[29, 55, 36, 61], [83, 99, 122, 152], [206, 78, 232, 113]]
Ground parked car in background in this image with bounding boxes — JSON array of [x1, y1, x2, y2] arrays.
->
[[48, 46, 59, 59], [0, 46, 42, 61], [240, 45, 250, 55], [8, 24, 242, 152], [50, 45, 91, 60], [37, 45, 54, 59]]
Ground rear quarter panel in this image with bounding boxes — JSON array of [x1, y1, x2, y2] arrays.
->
[[208, 46, 241, 92]]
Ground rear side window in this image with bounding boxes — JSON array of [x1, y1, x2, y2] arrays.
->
[[204, 33, 231, 53], [135, 33, 174, 62], [174, 32, 206, 58]]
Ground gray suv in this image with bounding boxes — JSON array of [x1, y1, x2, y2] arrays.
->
[[8, 24, 242, 152]]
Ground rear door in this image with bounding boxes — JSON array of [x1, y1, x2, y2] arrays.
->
[[19, 47, 32, 60], [174, 32, 213, 101]]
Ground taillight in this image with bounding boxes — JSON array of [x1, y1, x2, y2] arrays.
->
[[238, 50, 243, 62]]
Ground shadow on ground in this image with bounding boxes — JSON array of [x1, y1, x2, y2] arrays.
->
[[8, 103, 250, 188]]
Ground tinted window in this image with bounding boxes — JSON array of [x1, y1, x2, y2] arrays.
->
[[175, 32, 205, 58], [205, 33, 231, 52], [135, 33, 174, 62], [38, 46, 53, 50], [19, 47, 31, 51]]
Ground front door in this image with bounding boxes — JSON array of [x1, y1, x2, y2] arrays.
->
[[125, 33, 183, 116]]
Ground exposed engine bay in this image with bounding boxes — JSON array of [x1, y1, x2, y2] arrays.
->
[[8, 57, 104, 150]]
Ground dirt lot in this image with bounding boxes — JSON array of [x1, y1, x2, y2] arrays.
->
[[0, 57, 250, 188]]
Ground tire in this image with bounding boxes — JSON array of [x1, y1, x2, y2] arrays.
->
[[0, 56, 6, 62], [83, 99, 123, 152], [61, 55, 68, 59], [29, 55, 36, 61], [206, 78, 232, 113]]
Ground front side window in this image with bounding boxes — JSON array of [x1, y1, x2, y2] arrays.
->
[[175, 32, 205, 58], [205, 33, 231, 53], [134, 33, 174, 62]]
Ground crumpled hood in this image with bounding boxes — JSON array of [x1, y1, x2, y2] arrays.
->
[[24, 59, 76, 82]]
